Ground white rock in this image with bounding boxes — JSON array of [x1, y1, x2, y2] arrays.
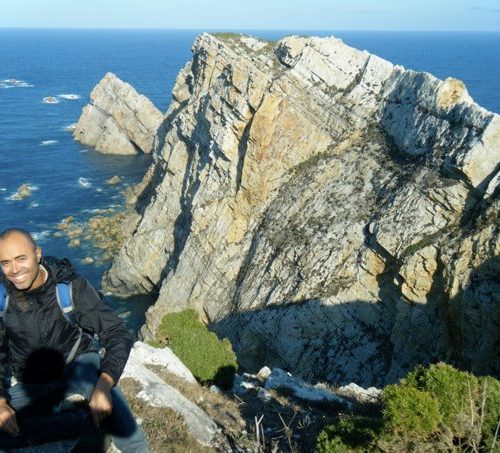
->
[[265, 369, 351, 408], [336, 383, 382, 404], [257, 388, 272, 401], [257, 366, 272, 380], [127, 341, 196, 383]]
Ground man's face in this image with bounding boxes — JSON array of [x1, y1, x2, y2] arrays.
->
[[0, 232, 42, 290]]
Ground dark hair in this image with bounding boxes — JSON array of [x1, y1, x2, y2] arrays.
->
[[0, 228, 37, 250]]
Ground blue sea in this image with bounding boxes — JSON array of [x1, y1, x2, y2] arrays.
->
[[1, 29, 499, 332]]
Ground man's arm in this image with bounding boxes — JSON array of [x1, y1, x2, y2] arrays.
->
[[88, 372, 114, 427], [0, 319, 20, 437], [0, 398, 19, 437], [70, 277, 134, 426], [71, 276, 134, 385]]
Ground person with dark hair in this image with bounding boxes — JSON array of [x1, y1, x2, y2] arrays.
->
[[0, 228, 149, 451]]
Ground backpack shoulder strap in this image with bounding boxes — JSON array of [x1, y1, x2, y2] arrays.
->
[[55, 282, 76, 326], [0, 283, 8, 318], [55, 282, 83, 364]]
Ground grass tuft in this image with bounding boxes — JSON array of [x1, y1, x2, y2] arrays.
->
[[154, 309, 238, 389]]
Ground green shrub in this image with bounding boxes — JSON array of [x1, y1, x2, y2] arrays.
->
[[316, 431, 350, 453], [316, 364, 500, 451], [155, 309, 238, 389], [402, 363, 479, 438], [382, 385, 441, 440], [479, 375, 500, 451], [316, 415, 381, 452]]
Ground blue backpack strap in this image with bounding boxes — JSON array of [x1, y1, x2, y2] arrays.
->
[[55, 282, 82, 364], [55, 282, 76, 326], [0, 283, 6, 317]]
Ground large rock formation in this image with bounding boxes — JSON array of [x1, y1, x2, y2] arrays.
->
[[96, 33, 498, 386], [74, 72, 163, 155]]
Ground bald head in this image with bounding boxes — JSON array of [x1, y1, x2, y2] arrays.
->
[[0, 228, 37, 250]]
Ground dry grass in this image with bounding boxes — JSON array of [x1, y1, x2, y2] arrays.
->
[[120, 378, 213, 453], [149, 366, 342, 452], [148, 366, 247, 441], [122, 365, 354, 452]]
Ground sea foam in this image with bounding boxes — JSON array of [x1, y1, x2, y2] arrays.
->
[[57, 94, 81, 100], [31, 231, 51, 241], [0, 79, 34, 89], [40, 140, 58, 146], [78, 177, 92, 188]]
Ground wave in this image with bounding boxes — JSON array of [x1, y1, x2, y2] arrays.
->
[[40, 140, 58, 146], [65, 123, 77, 132], [0, 188, 6, 192], [78, 177, 92, 188], [57, 94, 81, 100], [0, 79, 34, 89], [82, 207, 114, 214], [29, 201, 40, 208], [31, 230, 51, 241]]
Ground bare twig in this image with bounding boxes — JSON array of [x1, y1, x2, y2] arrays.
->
[[278, 412, 297, 452], [468, 378, 475, 428], [234, 394, 246, 408], [255, 414, 265, 452], [491, 418, 500, 453]]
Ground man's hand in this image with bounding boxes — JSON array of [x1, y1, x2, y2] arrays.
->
[[89, 373, 114, 428], [0, 398, 20, 437]]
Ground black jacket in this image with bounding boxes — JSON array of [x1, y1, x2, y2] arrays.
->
[[0, 257, 133, 400]]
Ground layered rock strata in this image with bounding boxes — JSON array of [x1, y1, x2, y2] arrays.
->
[[91, 33, 498, 386], [74, 72, 163, 155]]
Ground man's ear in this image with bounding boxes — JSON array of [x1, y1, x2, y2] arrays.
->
[[36, 247, 42, 263]]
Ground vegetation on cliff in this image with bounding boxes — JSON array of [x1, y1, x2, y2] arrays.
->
[[150, 309, 238, 389], [317, 363, 500, 452]]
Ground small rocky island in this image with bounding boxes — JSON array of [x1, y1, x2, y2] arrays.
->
[[69, 33, 499, 452]]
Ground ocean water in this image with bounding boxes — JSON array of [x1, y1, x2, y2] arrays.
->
[[1, 29, 499, 332]]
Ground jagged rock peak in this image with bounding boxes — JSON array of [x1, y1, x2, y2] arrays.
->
[[101, 33, 499, 386], [73, 72, 163, 155]]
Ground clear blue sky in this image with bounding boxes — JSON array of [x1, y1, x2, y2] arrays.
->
[[2, 0, 500, 31]]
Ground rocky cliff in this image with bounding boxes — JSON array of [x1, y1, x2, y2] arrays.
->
[[81, 33, 499, 387], [74, 72, 163, 154]]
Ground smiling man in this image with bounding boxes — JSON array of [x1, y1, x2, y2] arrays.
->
[[0, 228, 149, 451]]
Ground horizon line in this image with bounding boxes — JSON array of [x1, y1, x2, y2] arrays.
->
[[0, 26, 499, 33]]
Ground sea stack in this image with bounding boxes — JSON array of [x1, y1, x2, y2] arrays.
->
[[74, 72, 163, 155]]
